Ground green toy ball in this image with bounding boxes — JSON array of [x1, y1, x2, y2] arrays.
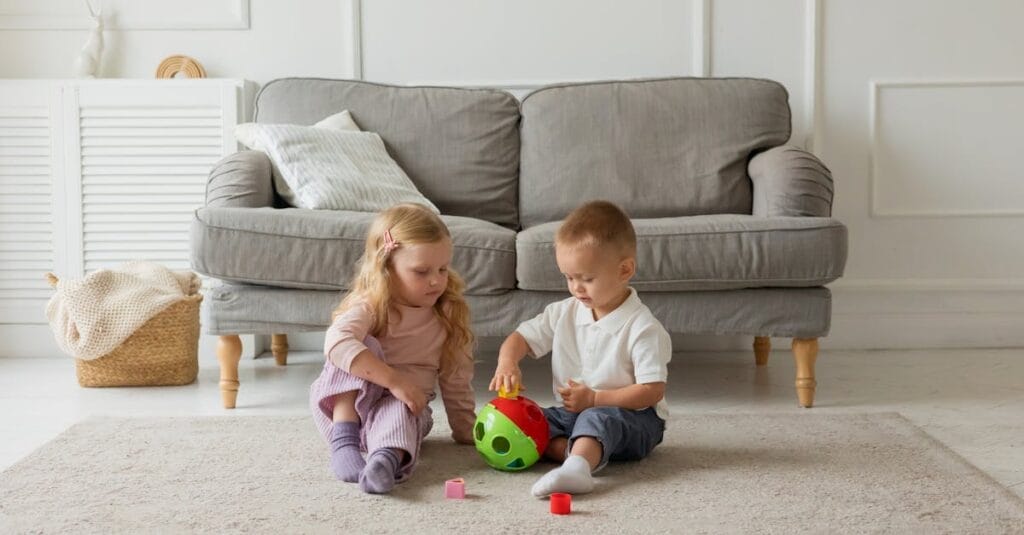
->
[[473, 391, 549, 471]]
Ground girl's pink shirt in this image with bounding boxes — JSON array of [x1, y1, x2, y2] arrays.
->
[[324, 299, 476, 443]]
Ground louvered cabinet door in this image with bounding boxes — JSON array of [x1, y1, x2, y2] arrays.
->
[[69, 81, 240, 273], [0, 82, 64, 324]]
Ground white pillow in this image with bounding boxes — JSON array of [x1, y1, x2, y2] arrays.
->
[[252, 110, 361, 204], [315, 109, 362, 131], [234, 114, 438, 213], [236, 110, 361, 206]]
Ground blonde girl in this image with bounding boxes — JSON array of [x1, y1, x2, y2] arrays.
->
[[309, 203, 475, 494]]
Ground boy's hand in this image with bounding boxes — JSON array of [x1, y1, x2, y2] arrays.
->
[[488, 361, 524, 394], [558, 379, 596, 412]]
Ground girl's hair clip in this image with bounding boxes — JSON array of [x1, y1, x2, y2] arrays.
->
[[381, 229, 399, 254]]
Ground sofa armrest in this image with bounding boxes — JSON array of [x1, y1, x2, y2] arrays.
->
[[748, 145, 834, 217], [205, 150, 274, 208]]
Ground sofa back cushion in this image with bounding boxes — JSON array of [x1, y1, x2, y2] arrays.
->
[[518, 78, 791, 227], [255, 78, 521, 228]]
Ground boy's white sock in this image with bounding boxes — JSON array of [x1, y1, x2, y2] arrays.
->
[[531, 454, 594, 497]]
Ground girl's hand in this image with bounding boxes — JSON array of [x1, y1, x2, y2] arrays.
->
[[389, 376, 427, 414], [488, 361, 524, 394], [557, 379, 596, 413]]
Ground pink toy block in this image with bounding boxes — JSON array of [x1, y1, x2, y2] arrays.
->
[[445, 478, 466, 499]]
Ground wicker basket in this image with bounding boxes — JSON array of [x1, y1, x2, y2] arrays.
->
[[48, 273, 202, 387]]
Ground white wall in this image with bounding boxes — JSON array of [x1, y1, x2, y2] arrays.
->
[[0, 0, 353, 84], [3, 0, 1022, 350], [819, 0, 1024, 348]]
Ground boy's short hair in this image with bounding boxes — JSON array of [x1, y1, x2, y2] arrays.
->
[[555, 200, 637, 257]]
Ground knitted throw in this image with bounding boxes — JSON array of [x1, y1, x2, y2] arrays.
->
[[45, 261, 201, 360]]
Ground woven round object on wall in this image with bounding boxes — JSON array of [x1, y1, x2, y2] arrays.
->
[[155, 55, 207, 78]]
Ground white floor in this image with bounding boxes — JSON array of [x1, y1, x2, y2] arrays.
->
[[1, 348, 1022, 498]]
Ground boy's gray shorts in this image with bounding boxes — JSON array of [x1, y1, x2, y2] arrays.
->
[[542, 406, 665, 471]]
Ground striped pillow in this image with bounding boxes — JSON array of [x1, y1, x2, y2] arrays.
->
[[253, 110, 361, 204], [234, 122, 439, 213]]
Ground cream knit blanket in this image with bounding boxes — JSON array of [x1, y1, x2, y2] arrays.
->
[[45, 261, 201, 360]]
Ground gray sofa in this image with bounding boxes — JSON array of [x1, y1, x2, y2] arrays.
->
[[190, 77, 847, 409]]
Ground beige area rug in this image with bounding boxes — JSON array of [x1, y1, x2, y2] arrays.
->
[[1, 413, 1022, 534]]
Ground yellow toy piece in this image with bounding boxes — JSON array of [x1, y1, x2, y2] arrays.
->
[[498, 384, 520, 399]]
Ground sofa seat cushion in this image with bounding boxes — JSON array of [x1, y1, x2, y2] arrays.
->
[[191, 207, 516, 295], [516, 214, 847, 291]]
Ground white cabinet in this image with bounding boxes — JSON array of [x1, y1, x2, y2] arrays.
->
[[0, 79, 244, 325]]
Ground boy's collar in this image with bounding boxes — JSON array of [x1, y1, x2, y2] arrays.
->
[[574, 288, 640, 333]]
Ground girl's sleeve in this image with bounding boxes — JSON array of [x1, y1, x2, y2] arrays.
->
[[439, 345, 476, 444], [324, 302, 374, 372]]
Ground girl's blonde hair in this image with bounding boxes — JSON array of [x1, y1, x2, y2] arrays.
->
[[332, 203, 473, 372]]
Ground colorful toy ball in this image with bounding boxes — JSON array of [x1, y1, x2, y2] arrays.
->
[[474, 385, 549, 471]]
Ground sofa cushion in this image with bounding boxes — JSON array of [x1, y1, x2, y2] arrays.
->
[[191, 207, 516, 295], [519, 77, 792, 227], [516, 214, 847, 291], [254, 78, 521, 228]]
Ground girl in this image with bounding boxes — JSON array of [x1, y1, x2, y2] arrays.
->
[[309, 203, 476, 494]]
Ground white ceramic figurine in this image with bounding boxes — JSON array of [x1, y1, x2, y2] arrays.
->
[[73, 0, 104, 78]]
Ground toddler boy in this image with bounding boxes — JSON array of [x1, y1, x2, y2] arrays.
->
[[489, 200, 671, 497]]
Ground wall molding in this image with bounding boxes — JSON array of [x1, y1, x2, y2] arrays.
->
[[803, 0, 822, 152], [389, 80, 564, 90], [868, 78, 1024, 218], [830, 277, 1024, 292], [692, 0, 711, 77], [0, 0, 250, 30], [346, 0, 363, 79]]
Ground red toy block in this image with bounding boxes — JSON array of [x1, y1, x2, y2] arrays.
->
[[550, 492, 572, 515]]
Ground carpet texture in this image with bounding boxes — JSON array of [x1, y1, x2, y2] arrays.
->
[[1, 413, 1022, 533]]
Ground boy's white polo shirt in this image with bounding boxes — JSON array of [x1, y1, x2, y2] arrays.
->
[[516, 288, 672, 419]]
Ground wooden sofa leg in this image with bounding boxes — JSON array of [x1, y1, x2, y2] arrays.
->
[[791, 338, 818, 408], [217, 335, 242, 409], [753, 336, 770, 366], [272, 334, 289, 366]]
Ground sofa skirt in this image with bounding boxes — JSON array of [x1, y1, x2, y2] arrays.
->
[[201, 283, 831, 340]]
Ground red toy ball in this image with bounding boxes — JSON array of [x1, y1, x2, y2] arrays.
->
[[489, 393, 550, 456]]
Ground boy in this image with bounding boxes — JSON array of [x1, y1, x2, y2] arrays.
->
[[489, 200, 671, 497]]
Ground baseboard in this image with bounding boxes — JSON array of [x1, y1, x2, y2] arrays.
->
[[1, 325, 65, 358], [826, 285, 1024, 349], [1, 325, 263, 360]]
